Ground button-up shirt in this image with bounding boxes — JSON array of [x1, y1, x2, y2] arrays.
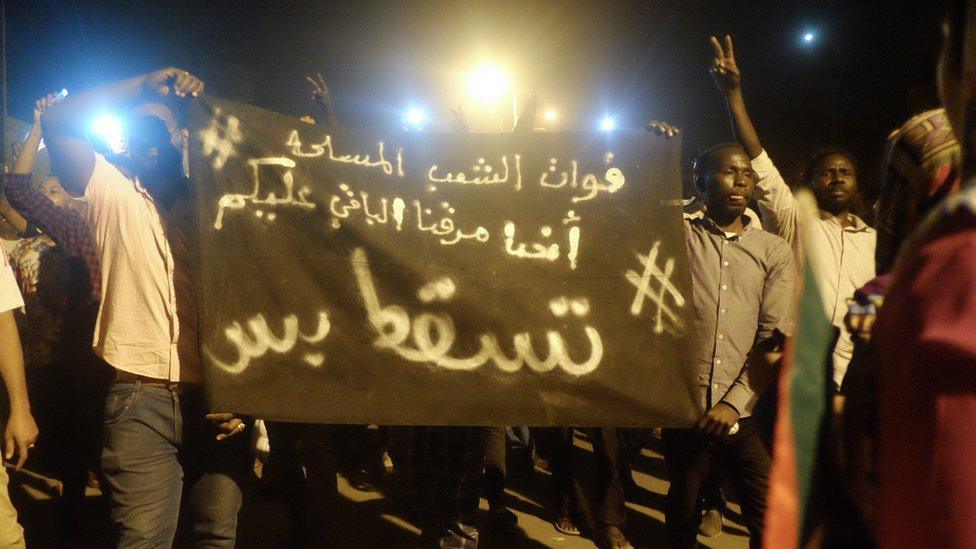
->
[[83, 153, 199, 382], [685, 214, 795, 417], [751, 150, 876, 387]]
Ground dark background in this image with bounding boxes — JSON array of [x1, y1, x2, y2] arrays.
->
[[6, 0, 948, 199]]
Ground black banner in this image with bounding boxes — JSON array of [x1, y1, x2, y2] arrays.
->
[[189, 96, 697, 426]]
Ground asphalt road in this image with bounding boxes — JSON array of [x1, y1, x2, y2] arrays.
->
[[9, 431, 750, 548]]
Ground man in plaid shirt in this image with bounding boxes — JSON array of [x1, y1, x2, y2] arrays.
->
[[2, 92, 112, 541]]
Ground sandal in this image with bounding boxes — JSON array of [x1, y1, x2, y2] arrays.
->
[[553, 516, 580, 536]]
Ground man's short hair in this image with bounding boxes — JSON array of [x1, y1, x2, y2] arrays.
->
[[692, 142, 746, 191]]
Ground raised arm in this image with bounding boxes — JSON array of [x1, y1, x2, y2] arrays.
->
[[513, 95, 537, 133], [306, 73, 340, 128], [42, 68, 204, 195], [710, 35, 798, 242], [449, 105, 470, 134], [0, 195, 28, 236], [710, 35, 762, 159], [0, 94, 61, 236]]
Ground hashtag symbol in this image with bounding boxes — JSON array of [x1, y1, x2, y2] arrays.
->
[[199, 107, 243, 171], [625, 241, 686, 335]]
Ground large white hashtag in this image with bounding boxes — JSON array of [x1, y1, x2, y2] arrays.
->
[[625, 241, 686, 334]]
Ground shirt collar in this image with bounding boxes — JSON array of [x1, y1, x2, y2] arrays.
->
[[817, 209, 871, 232], [694, 214, 756, 239]]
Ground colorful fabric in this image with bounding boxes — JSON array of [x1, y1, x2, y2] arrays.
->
[[876, 108, 962, 272], [875, 183, 976, 548], [8, 234, 54, 297], [3, 173, 101, 302], [763, 191, 834, 548]]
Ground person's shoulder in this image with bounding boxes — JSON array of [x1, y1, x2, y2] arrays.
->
[[749, 227, 793, 258], [86, 153, 138, 201]]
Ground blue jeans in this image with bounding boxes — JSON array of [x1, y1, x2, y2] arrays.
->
[[100, 381, 249, 548]]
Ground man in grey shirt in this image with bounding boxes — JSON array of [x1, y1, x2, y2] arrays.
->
[[656, 136, 795, 549]]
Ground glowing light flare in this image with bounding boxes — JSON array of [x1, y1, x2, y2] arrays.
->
[[600, 116, 616, 132], [467, 63, 511, 105], [403, 106, 426, 129], [543, 109, 558, 123], [90, 114, 126, 154], [802, 31, 816, 44]]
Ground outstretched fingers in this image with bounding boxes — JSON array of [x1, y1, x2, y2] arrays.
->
[[709, 35, 725, 60], [724, 34, 735, 61]]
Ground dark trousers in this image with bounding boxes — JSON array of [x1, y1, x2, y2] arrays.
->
[[388, 426, 488, 538], [264, 422, 339, 547], [484, 427, 507, 508], [662, 419, 770, 549], [536, 427, 626, 528]]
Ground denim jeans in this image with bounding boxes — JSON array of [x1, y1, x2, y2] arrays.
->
[[100, 381, 249, 548]]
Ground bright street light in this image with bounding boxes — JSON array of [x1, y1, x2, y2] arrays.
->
[[802, 31, 816, 44], [467, 63, 510, 105], [600, 116, 616, 131]]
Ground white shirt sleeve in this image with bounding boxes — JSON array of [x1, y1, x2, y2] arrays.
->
[[752, 149, 799, 246], [0, 248, 24, 314]]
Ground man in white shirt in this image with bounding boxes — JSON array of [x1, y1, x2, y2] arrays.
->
[[43, 68, 248, 547], [709, 35, 876, 389], [0, 245, 39, 548]]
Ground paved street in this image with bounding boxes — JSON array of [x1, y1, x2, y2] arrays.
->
[[10, 431, 750, 548]]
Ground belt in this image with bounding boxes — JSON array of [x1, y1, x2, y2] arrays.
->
[[114, 370, 189, 393]]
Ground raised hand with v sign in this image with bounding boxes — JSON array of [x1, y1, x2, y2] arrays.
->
[[709, 35, 741, 94]]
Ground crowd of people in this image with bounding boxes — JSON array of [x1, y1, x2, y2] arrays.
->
[[0, 5, 973, 548]]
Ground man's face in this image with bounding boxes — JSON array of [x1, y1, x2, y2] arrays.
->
[[40, 177, 69, 208], [126, 114, 183, 193], [810, 154, 858, 215], [700, 148, 757, 221], [129, 101, 181, 150]]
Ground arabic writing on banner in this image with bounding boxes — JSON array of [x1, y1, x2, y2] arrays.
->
[[189, 95, 697, 426]]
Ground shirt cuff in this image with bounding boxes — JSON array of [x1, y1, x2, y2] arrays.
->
[[721, 383, 755, 415]]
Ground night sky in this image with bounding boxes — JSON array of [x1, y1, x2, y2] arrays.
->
[[6, 0, 948, 198]]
